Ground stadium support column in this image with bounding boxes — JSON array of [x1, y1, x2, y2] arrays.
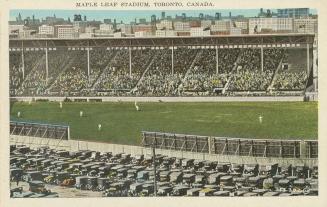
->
[[171, 46, 174, 75], [216, 46, 219, 74], [260, 45, 264, 72], [21, 41, 25, 79], [87, 41, 90, 82], [45, 41, 49, 84], [129, 47, 132, 76]]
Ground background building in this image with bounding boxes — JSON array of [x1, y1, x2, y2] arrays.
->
[[38, 25, 54, 35], [55, 25, 75, 38], [190, 27, 210, 36], [249, 17, 293, 34], [277, 8, 309, 18], [294, 18, 318, 34], [9, 8, 317, 39]]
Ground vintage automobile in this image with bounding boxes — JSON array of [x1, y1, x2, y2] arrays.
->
[[170, 172, 183, 184], [216, 162, 231, 173], [186, 188, 202, 196], [208, 173, 226, 185], [172, 185, 190, 196], [128, 183, 143, 196], [140, 183, 154, 196], [22, 171, 44, 182], [182, 174, 196, 185], [75, 176, 89, 190], [213, 190, 230, 197], [157, 186, 173, 196], [28, 181, 51, 194], [85, 177, 98, 191], [198, 188, 217, 196]]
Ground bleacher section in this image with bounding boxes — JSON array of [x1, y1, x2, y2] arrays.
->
[[9, 47, 313, 97]]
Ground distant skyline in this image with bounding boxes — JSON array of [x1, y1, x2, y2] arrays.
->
[[10, 9, 318, 23]]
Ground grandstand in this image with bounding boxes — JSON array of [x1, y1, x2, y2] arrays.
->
[[9, 34, 316, 98], [8, 34, 319, 198]]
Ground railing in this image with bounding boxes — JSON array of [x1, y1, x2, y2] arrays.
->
[[141, 131, 318, 159], [10, 120, 70, 140]]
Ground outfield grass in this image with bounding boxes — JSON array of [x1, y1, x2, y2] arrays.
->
[[10, 101, 318, 145]]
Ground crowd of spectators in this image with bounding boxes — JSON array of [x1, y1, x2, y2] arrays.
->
[[273, 71, 308, 90], [131, 49, 156, 76], [180, 68, 229, 94], [10, 51, 44, 96], [178, 49, 240, 95], [9, 52, 23, 92], [263, 49, 284, 71], [272, 49, 308, 91], [134, 73, 182, 96], [50, 51, 88, 95], [228, 49, 284, 91], [95, 67, 140, 92], [16, 58, 46, 96], [9, 47, 310, 97], [174, 48, 198, 74], [229, 70, 274, 91], [89, 49, 115, 85], [94, 49, 156, 92]]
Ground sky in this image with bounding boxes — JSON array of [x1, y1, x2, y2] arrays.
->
[[10, 9, 317, 23]]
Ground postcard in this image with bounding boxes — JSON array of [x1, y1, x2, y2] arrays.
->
[[0, 0, 326, 207]]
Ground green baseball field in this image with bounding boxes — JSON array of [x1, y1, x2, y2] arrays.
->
[[10, 101, 318, 145]]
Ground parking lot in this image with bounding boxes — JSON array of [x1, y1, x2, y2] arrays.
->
[[10, 145, 318, 197], [10, 181, 103, 198]]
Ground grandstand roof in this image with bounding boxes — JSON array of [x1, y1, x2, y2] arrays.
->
[[9, 33, 315, 48]]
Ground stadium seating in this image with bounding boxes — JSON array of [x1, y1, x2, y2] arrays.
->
[[9, 47, 311, 97]]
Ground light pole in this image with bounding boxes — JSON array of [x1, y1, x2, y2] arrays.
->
[[152, 145, 157, 196]]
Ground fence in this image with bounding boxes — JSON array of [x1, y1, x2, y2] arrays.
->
[[305, 141, 318, 158], [141, 131, 318, 159], [10, 135, 318, 167], [10, 121, 70, 140], [142, 132, 209, 153]]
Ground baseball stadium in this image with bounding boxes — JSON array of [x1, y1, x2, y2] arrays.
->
[[9, 34, 319, 197]]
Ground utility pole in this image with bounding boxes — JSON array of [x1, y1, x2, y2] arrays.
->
[[152, 145, 157, 196]]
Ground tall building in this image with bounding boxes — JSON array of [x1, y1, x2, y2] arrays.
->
[[155, 30, 177, 37], [174, 22, 191, 31], [249, 17, 293, 34], [161, 12, 165, 20], [201, 20, 212, 28], [104, 19, 112, 24], [38, 25, 54, 35], [294, 18, 318, 34], [54, 25, 75, 38], [99, 23, 113, 31], [151, 15, 156, 25], [74, 14, 82, 22], [117, 24, 132, 35], [215, 13, 221, 20], [156, 20, 173, 30], [190, 27, 210, 37], [211, 20, 232, 32], [132, 24, 153, 33], [134, 31, 151, 37], [277, 8, 309, 18], [9, 24, 25, 34]]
